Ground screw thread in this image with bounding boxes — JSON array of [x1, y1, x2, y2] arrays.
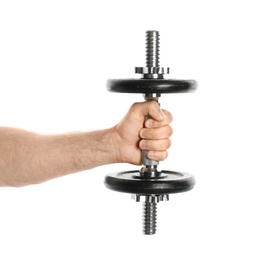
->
[[142, 202, 157, 235], [146, 30, 160, 68]]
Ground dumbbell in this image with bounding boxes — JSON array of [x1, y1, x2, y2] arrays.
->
[[104, 30, 197, 235]]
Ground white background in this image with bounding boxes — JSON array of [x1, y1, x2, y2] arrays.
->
[[0, 0, 259, 259]]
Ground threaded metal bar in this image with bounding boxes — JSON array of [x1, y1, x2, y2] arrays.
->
[[142, 202, 157, 235], [145, 30, 160, 68]]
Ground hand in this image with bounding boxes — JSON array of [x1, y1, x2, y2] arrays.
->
[[112, 101, 173, 165]]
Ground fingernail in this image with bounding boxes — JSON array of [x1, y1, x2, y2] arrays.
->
[[139, 140, 146, 149], [147, 151, 156, 160], [139, 129, 145, 138], [145, 120, 152, 128], [158, 110, 165, 119]]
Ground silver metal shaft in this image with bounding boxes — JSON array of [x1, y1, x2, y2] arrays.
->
[[132, 195, 169, 235], [146, 30, 160, 68], [142, 31, 161, 235], [143, 202, 157, 235], [135, 31, 170, 235], [135, 30, 169, 79]]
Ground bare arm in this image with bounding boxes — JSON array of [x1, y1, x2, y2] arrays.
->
[[0, 127, 117, 187], [0, 101, 173, 187]]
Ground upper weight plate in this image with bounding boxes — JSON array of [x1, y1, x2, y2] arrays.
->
[[107, 79, 197, 94], [104, 170, 196, 195]]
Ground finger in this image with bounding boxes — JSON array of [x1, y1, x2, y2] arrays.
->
[[146, 150, 168, 161], [140, 125, 173, 140], [145, 109, 173, 128], [139, 138, 171, 151]]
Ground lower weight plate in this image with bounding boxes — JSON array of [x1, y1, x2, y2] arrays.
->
[[104, 170, 196, 195]]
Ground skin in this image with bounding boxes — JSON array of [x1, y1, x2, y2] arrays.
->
[[0, 101, 173, 187]]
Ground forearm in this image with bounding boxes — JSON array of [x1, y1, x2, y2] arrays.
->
[[0, 102, 173, 187], [0, 127, 117, 187]]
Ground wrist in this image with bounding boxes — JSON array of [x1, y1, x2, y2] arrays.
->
[[107, 126, 122, 164], [98, 127, 120, 166], [74, 128, 119, 170]]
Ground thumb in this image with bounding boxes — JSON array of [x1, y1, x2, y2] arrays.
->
[[139, 101, 166, 122]]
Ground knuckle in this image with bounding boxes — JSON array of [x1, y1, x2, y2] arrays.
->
[[161, 151, 168, 161], [158, 151, 168, 161], [166, 125, 173, 137], [165, 139, 171, 149], [130, 102, 138, 110], [168, 112, 173, 123], [150, 100, 159, 108], [165, 110, 173, 122]]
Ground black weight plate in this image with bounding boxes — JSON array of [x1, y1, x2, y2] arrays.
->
[[104, 170, 195, 195], [107, 79, 197, 94]]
